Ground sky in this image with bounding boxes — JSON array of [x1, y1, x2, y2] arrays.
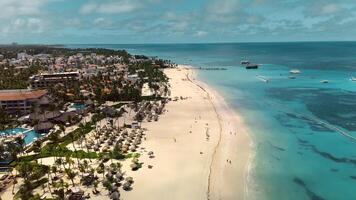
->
[[1, 0, 356, 44]]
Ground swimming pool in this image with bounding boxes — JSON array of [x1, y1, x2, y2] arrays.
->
[[0, 128, 42, 145], [71, 103, 86, 110]]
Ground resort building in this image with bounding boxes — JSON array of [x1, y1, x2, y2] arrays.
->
[[127, 74, 139, 83], [30, 71, 80, 89], [0, 89, 48, 115]]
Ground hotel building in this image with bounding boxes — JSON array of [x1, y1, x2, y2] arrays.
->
[[0, 89, 48, 115], [29, 71, 80, 89]]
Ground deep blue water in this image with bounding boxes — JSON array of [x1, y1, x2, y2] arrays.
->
[[68, 42, 356, 200]]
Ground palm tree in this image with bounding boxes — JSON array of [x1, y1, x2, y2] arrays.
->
[[93, 180, 99, 194], [14, 136, 25, 157], [69, 133, 81, 168], [59, 124, 66, 137], [47, 168, 54, 198], [55, 158, 64, 172], [48, 130, 60, 144], [65, 156, 74, 171], [65, 168, 77, 187], [12, 178, 18, 194], [51, 166, 58, 178]]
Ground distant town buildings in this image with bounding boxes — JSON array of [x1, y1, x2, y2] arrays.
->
[[0, 89, 48, 115]]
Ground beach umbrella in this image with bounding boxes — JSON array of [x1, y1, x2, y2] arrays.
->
[[105, 172, 113, 179], [102, 146, 109, 152], [122, 182, 131, 191], [130, 163, 139, 171], [115, 172, 123, 181], [129, 146, 136, 152], [121, 147, 128, 153], [110, 191, 120, 200], [125, 177, 134, 183]]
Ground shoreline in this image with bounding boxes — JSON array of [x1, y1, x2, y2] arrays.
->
[[123, 65, 253, 200], [186, 65, 254, 200]]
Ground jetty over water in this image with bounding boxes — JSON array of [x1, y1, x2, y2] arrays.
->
[[193, 67, 227, 71]]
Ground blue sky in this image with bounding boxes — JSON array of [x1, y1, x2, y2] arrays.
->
[[1, 0, 356, 44]]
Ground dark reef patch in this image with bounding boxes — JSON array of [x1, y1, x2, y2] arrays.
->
[[330, 168, 339, 172], [310, 146, 356, 166], [297, 138, 309, 144], [267, 141, 286, 152], [293, 177, 325, 200], [268, 88, 356, 132]]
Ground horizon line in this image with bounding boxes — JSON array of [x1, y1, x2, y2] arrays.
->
[[2, 40, 356, 46]]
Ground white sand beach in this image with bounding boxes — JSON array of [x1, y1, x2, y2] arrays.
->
[[122, 65, 252, 200]]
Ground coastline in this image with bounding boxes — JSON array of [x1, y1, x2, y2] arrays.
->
[[123, 65, 253, 200], [187, 65, 254, 200]]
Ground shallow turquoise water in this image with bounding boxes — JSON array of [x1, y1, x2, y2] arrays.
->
[[68, 43, 356, 200]]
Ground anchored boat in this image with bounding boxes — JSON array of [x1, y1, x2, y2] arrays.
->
[[246, 64, 259, 69], [290, 69, 301, 74]]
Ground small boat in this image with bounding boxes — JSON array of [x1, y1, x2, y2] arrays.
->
[[350, 77, 356, 81], [246, 64, 259, 69], [320, 80, 329, 83], [256, 75, 269, 83], [289, 76, 296, 79], [241, 60, 250, 65], [290, 69, 301, 74]]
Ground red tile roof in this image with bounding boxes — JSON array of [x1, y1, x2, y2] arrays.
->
[[0, 90, 47, 101]]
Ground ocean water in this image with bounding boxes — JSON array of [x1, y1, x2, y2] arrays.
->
[[68, 42, 356, 200]]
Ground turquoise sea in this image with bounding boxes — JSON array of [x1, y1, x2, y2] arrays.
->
[[68, 42, 356, 200]]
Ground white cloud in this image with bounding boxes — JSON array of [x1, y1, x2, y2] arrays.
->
[[0, 0, 50, 18], [79, 3, 98, 15], [321, 4, 342, 15], [196, 31, 208, 37], [80, 0, 140, 15], [94, 18, 105, 24], [1, 18, 46, 35]]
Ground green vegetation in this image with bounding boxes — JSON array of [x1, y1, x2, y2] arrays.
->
[[0, 64, 42, 90], [14, 161, 49, 200], [0, 46, 132, 64]]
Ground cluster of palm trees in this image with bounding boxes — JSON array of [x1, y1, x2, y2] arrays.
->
[[12, 130, 137, 199], [0, 62, 43, 90], [0, 136, 25, 163]]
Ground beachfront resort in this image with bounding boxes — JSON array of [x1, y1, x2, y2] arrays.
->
[[0, 45, 174, 200]]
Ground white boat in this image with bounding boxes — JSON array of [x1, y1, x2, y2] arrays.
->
[[290, 69, 301, 74], [350, 77, 356, 81], [256, 75, 269, 83], [320, 80, 329, 83]]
